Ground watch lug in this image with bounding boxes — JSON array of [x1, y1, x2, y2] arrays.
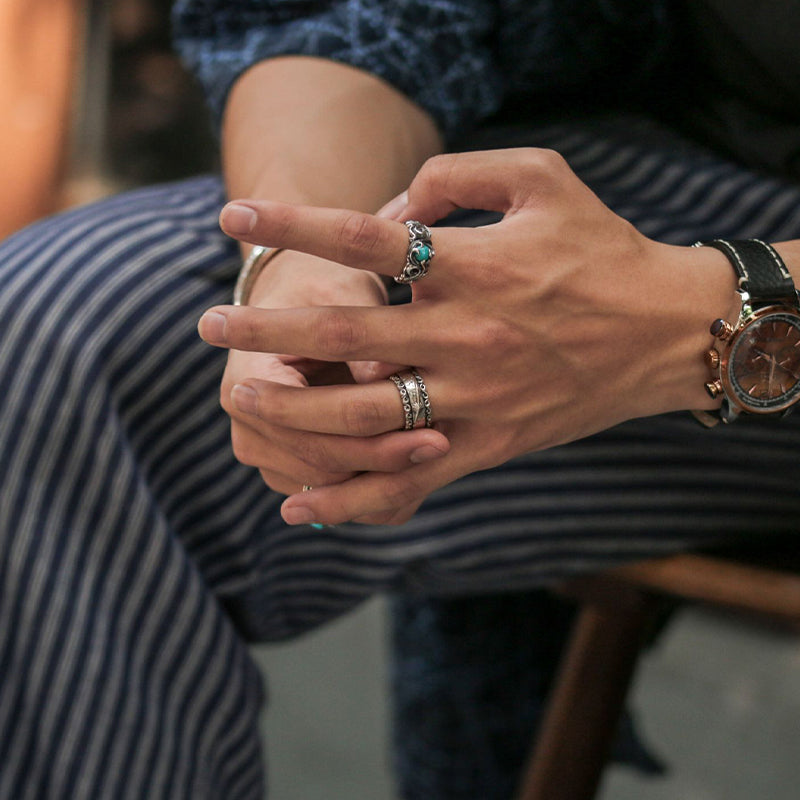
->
[[720, 399, 740, 425]]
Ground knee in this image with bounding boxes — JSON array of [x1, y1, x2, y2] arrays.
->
[[0, 215, 119, 376], [0, 190, 225, 380]]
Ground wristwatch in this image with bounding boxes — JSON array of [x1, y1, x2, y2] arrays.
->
[[695, 238, 800, 426]]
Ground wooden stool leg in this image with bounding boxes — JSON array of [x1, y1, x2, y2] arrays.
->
[[516, 580, 659, 800]]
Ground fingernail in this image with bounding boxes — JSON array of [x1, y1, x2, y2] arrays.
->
[[283, 506, 316, 525], [409, 444, 446, 464], [231, 384, 258, 414], [311, 523, 326, 530], [376, 191, 408, 219], [220, 203, 257, 235], [197, 311, 228, 344]]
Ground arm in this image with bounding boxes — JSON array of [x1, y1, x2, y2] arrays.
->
[[199, 148, 800, 525], [223, 56, 441, 216]]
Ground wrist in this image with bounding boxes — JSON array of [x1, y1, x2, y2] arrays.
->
[[691, 239, 800, 425], [654, 238, 800, 422], [246, 250, 387, 308], [641, 241, 740, 416]]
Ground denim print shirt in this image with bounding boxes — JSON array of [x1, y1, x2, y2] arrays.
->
[[172, 0, 672, 142]]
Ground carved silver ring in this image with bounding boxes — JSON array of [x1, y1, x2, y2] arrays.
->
[[389, 368, 433, 430], [394, 221, 434, 284]]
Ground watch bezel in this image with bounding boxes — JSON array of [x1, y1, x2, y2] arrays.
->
[[718, 304, 800, 415]]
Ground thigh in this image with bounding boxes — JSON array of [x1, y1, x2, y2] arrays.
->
[[0, 179, 272, 799]]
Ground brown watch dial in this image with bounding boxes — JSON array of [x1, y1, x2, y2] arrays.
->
[[727, 312, 800, 412]]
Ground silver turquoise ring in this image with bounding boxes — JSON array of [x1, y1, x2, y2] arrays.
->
[[394, 221, 434, 284]]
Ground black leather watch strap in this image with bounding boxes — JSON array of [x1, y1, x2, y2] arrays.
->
[[701, 238, 796, 304]]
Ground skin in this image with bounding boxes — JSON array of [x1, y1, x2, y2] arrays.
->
[[214, 55, 800, 528], [219, 56, 448, 506], [200, 145, 800, 527]]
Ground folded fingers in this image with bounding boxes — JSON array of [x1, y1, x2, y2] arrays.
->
[[225, 372, 453, 437], [230, 412, 449, 477], [280, 460, 453, 526]]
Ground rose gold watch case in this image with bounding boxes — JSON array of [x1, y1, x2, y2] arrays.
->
[[716, 304, 800, 417]]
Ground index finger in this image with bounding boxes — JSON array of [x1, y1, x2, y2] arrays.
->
[[219, 199, 469, 279], [198, 303, 433, 364]]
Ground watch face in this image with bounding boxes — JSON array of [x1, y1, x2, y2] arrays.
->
[[726, 310, 800, 412]]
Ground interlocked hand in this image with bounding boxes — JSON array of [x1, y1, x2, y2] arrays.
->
[[201, 148, 734, 525]]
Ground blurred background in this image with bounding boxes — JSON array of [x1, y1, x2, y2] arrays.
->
[[3, 3, 800, 798], [0, 0, 214, 240]]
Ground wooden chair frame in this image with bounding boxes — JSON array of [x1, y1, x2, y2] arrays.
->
[[516, 553, 800, 800]]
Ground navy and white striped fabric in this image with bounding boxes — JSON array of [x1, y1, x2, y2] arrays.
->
[[2, 119, 800, 798]]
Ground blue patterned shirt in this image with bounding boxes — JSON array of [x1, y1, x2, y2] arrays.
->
[[172, 0, 673, 142]]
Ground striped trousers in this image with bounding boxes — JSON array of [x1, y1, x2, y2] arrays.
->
[[2, 118, 800, 799]]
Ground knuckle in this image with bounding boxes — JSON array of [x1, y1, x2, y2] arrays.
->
[[261, 387, 294, 426], [225, 310, 264, 352], [270, 204, 298, 240], [537, 147, 567, 169], [292, 434, 323, 468], [443, 317, 521, 356], [340, 395, 386, 436], [383, 475, 422, 509], [530, 146, 566, 170], [241, 314, 267, 351], [230, 426, 260, 466], [335, 211, 384, 259], [519, 147, 567, 183], [294, 435, 343, 474], [482, 317, 525, 352], [416, 153, 458, 192], [258, 468, 290, 495], [313, 310, 365, 359]]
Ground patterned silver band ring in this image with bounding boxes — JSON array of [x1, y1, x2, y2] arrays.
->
[[389, 373, 415, 430], [394, 220, 434, 284], [389, 368, 433, 430], [410, 368, 433, 428], [399, 371, 425, 428]]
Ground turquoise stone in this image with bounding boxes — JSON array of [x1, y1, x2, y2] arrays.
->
[[413, 245, 431, 263]]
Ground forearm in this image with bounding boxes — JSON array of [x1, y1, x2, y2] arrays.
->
[[222, 56, 442, 215]]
